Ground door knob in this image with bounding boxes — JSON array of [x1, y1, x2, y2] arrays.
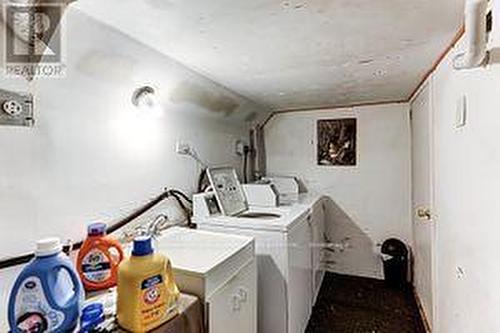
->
[[416, 207, 432, 221]]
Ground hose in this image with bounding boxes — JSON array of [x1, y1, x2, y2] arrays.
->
[[165, 188, 195, 229]]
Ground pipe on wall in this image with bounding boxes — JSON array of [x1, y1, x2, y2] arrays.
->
[[453, 0, 490, 69]]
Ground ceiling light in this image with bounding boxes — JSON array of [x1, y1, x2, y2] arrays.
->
[[131, 86, 156, 109]]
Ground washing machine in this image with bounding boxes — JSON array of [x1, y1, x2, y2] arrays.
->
[[193, 167, 324, 333]]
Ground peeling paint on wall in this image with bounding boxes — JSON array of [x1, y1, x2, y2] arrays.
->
[[170, 81, 240, 116], [76, 50, 138, 82]]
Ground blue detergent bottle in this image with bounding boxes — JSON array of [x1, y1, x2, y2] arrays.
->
[[8, 238, 84, 333]]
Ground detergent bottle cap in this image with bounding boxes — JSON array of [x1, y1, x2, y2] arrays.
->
[[81, 302, 104, 321], [132, 236, 154, 256], [81, 303, 105, 331], [35, 237, 62, 257], [87, 222, 107, 237]]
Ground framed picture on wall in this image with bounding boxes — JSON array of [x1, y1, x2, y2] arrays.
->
[[317, 118, 357, 166]]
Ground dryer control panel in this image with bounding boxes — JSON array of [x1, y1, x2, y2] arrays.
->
[[207, 167, 248, 216]]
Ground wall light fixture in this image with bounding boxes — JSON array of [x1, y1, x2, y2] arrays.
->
[[131, 86, 157, 109]]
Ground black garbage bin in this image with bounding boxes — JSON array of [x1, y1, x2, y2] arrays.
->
[[381, 238, 408, 289]]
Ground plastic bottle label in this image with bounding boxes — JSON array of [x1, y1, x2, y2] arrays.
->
[[140, 274, 167, 326], [81, 249, 112, 283], [14, 277, 65, 331]]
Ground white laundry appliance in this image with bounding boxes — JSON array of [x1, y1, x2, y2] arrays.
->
[[241, 176, 300, 207], [193, 167, 326, 333], [156, 227, 257, 333]]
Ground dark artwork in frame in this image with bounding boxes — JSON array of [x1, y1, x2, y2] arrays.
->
[[317, 118, 357, 166]]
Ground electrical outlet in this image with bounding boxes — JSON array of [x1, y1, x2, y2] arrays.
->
[[175, 141, 191, 155], [0, 89, 33, 127], [3, 100, 23, 117]]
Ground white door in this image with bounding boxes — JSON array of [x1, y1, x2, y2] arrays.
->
[[411, 81, 435, 329]]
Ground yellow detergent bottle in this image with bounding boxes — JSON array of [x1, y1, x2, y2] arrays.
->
[[117, 236, 179, 332]]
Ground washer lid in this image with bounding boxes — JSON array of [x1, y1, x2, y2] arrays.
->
[[156, 227, 253, 275]]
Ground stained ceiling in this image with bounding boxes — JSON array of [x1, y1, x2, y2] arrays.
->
[[75, 0, 464, 111]]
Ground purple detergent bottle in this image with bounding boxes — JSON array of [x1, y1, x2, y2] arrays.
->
[[8, 238, 84, 332]]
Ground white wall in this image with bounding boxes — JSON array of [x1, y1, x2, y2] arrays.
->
[[0, 8, 263, 328], [411, 33, 500, 332], [265, 104, 412, 279]]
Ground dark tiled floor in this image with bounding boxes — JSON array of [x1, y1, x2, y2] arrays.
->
[[306, 273, 426, 333]]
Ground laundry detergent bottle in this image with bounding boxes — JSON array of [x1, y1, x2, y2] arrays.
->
[[8, 238, 84, 333], [117, 236, 179, 332], [77, 222, 124, 291]]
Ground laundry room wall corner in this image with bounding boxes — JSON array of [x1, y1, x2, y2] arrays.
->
[[264, 104, 412, 279]]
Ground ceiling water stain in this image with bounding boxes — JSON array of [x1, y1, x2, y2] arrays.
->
[[145, 0, 174, 11], [244, 111, 258, 122], [76, 50, 137, 82], [170, 81, 240, 116]]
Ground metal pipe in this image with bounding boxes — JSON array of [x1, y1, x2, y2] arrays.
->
[[0, 189, 173, 270], [454, 0, 490, 69]]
